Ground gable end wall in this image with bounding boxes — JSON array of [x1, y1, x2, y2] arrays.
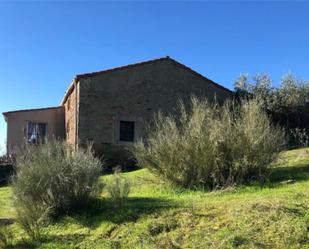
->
[[77, 59, 231, 160]]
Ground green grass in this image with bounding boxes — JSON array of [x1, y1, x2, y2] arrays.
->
[[0, 187, 14, 218], [1, 148, 309, 248]]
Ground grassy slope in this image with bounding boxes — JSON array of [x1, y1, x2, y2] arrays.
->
[[0, 148, 308, 249]]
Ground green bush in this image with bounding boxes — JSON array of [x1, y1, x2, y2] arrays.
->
[[15, 202, 51, 241], [106, 169, 130, 207], [133, 97, 286, 189], [0, 226, 13, 248], [12, 139, 103, 219]]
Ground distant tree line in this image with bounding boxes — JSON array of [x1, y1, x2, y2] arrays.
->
[[234, 73, 309, 147]]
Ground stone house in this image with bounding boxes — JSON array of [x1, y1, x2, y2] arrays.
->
[[3, 57, 232, 164]]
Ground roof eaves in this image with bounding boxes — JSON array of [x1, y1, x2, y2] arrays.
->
[[60, 78, 77, 105], [167, 58, 233, 94], [2, 106, 63, 116]]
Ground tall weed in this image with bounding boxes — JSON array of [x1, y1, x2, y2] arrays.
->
[[106, 169, 130, 207]]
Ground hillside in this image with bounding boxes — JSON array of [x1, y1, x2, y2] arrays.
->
[[0, 148, 308, 248]]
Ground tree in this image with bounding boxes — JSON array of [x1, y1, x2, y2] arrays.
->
[[234, 73, 309, 147], [234, 72, 309, 113]]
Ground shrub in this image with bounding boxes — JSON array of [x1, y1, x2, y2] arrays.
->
[[0, 226, 13, 248], [12, 139, 103, 219], [15, 201, 51, 241], [234, 73, 309, 148], [0, 154, 15, 165], [132, 97, 286, 189], [106, 169, 130, 207]]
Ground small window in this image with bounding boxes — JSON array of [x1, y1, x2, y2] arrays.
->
[[27, 122, 47, 144], [119, 121, 135, 142]]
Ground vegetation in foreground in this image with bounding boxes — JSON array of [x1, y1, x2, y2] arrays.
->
[[0, 147, 308, 249], [234, 72, 309, 147], [9, 140, 103, 241], [133, 98, 285, 189]]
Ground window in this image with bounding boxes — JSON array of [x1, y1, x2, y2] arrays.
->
[[27, 122, 47, 144], [119, 121, 135, 142]]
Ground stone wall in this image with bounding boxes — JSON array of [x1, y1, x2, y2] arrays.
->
[[76, 58, 232, 165], [63, 83, 79, 147]]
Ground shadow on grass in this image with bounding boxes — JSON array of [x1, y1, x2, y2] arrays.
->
[[269, 163, 309, 184], [7, 233, 88, 249], [71, 197, 177, 229], [6, 197, 176, 248]]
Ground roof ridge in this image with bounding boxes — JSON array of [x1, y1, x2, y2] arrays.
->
[[75, 56, 170, 81]]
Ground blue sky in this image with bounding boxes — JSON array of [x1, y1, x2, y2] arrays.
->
[[0, 1, 309, 155]]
